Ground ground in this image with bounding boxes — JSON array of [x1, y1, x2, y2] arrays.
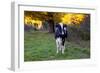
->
[[24, 31, 90, 61]]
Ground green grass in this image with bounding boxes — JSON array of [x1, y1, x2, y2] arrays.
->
[[24, 31, 90, 61]]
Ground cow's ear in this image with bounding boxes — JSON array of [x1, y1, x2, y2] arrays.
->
[[55, 27, 58, 31], [55, 24, 58, 27]]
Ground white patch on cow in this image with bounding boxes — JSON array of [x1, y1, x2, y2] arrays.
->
[[64, 27, 66, 30], [59, 23, 64, 34], [59, 23, 63, 27]]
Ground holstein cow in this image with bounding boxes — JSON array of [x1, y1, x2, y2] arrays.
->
[[55, 23, 68, 54]]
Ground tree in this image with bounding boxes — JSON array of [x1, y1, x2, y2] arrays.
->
[[24, 11, 88, 33]]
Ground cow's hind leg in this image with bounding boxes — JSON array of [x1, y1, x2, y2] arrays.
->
[[61, 38, 65, 54]]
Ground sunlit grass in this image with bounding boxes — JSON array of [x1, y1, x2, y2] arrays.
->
[[24, 31, 90, 61]]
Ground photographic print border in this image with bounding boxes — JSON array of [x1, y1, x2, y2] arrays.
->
[[11, 1, 97, 71]]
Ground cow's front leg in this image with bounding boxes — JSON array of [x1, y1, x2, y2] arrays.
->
[[56, 39, 60, 54], [56, 46, 59, 54], [62, 45, 65, 54]]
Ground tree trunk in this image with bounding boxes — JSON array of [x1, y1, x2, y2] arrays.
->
[[47, 19, 54, 33]]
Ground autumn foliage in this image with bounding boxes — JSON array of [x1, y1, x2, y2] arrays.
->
[[24, 11, 90, 40]]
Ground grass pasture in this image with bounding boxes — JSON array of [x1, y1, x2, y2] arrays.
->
[[24, 31, 90, 61]]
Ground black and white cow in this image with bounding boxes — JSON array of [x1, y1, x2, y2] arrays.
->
[[55, 23, 68, 54]]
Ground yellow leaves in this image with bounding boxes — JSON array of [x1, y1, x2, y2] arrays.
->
[[61, 13, 85, 25], [24, 16, 42, 29], [24, 16, 32, 25], [61, 14, 72, 24], [32, 20, 42, 29], [24, 12, 86, 28], [72, 14, 85, 24]]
